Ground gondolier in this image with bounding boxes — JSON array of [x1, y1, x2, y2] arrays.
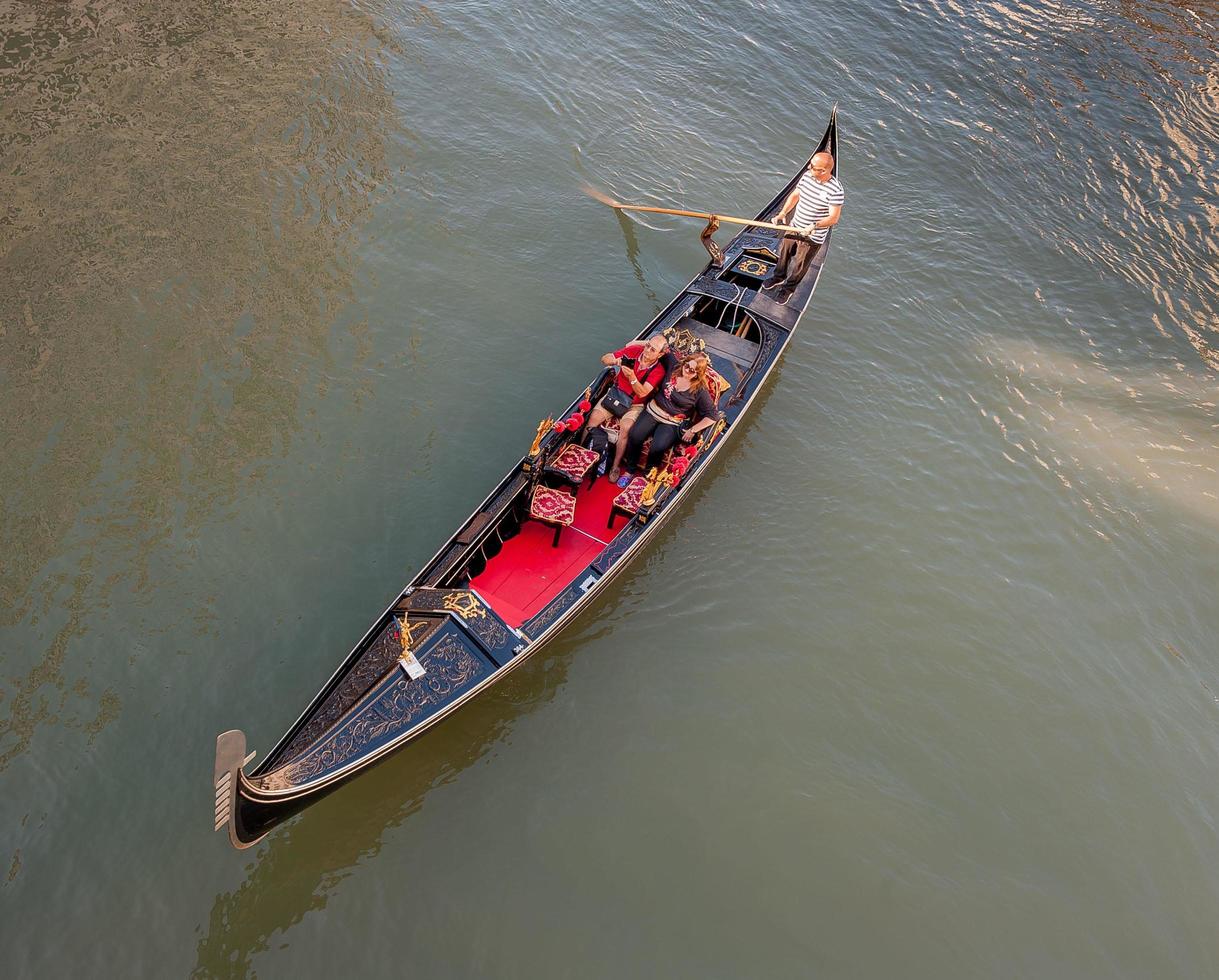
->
[[763, 151, 844, 304]]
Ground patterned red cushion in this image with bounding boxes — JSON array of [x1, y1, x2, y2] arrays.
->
[[706, 368, 729, 407], [530, 485, 576, 525], [612, 476, 648, 514], [547, 444, 600, 482]]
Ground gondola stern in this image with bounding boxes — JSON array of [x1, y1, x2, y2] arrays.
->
[[213, 729, 265, 850]]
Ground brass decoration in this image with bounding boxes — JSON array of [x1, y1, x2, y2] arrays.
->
[[744, 244, 780, 261], [274, 614, 442, 765], [529, 417, 554, 458], [635, 467, 676, 524], [443, 591, 486, 621], [662, 325, 706, 357], [640, 467, 675, 509], [639, 467, 660, 508], [398, 616, 428, 654], [737, 257, 769, 276], [397, 615, 428, 679], [264, 634, 485, 789], [409, 589, 511, 648], [700, 216, 724, 267]]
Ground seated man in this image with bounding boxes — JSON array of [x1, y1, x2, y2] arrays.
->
[[586, 333, 669, 481]]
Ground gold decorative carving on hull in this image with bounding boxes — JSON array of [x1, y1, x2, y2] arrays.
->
[[529, 417, 554, 458], [662, 325, 706, 357], [398, 616, 428, 654], [404, 588, 511, 649], [443, 591, 486, 621], [640, 467, 665, 508], [639, 467, 676, 511], [274, 614, 443, 765], [260, 633, 485, 789], [744, 244, 779, 261]]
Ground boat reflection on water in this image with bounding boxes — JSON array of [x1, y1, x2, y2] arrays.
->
[[193, 624, 589, 977]]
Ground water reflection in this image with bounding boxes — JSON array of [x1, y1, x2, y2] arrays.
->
[[0, 0, 407, 763], [977, 336, 1219, 534], [191, 638, 580, 978], [900, 0, 1218, 370], [612, 207, 662, 308]]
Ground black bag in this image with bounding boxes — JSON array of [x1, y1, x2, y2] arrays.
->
[[584, 425, 611, 470], [601, 385, 633, 418]]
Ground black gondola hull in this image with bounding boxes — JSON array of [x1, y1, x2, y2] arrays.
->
[[215, 112, 841, 848]]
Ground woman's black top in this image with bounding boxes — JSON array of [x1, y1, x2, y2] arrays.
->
[[652, 378, 716, 423]]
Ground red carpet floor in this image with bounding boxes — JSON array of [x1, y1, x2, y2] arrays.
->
[[471, 476, 629, 627]]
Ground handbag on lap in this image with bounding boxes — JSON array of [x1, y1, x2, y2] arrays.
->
[[600, 385, 634, 418]]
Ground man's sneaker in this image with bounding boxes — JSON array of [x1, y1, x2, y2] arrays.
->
[[761, 277, 782, 290]]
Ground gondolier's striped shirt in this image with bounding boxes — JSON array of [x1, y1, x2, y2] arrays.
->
[[792, 172, 845, 244]]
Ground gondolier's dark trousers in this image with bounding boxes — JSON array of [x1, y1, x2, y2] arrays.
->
[[772, 234, 824, 287]]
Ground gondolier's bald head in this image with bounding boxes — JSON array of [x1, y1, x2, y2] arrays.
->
[[809, 152, 834, 180]]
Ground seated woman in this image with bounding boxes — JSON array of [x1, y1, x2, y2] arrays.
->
[[586, 334, 669, 482], [621, 352, 718, 476]]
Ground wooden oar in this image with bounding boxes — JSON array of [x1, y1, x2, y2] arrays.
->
[[582, 185, 808, 237]]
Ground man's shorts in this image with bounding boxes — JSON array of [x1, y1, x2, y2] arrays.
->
[[597, 392, 648, 424], [595, 395, 644, 440]]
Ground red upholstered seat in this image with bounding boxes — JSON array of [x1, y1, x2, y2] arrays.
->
[[530, 485, 576, 525], [706, 367, 730, 408], [545, 443, 600, 489], [613, 476, 647, 513], [530, 484, 577, 546], [607, 476, 648, 530]]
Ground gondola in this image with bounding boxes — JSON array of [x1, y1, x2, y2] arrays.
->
[[214, 110, 840, 848]]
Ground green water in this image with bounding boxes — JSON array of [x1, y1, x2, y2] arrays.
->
[[2, 1, 1217, 976]]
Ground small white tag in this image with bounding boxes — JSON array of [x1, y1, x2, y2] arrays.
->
[[399, 653, 426, 680]]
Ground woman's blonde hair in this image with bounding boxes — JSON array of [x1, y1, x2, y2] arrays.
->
[[678, 353, 710, 394]]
